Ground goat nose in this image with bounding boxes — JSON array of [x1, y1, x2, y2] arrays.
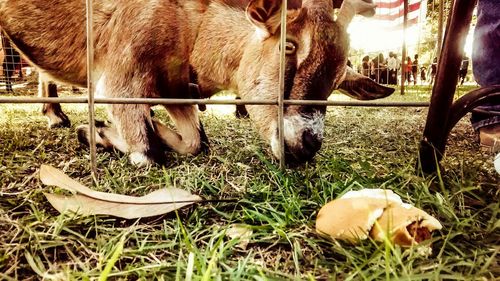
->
[[302, 130, 322, 156]]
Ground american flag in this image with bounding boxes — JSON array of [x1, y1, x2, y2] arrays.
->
[[372, 0, 427, 28]]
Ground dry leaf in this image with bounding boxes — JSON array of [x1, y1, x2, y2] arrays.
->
[[226, 224, 253, 250], [40, 165, 202, 219], [40, 165, 198, 204], [45, 193, 199, 219]]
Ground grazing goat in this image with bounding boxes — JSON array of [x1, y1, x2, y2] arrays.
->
[[0, 0, 394, 166], [1, 0, 204, 165], [191, 0, 394, 163]]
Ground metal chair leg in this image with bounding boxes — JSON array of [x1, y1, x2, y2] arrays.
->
[[446, 86, 500, 136], [418, 0, 477, 174]]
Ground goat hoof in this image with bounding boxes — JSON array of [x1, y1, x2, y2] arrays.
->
[[235, 105, 249, 119], [200, 140, 210, 154], [198, 104, 207, 111], [48, 115, 71, 129], [234, 97, 249, 119], [76, 120, 107, 146], [94, 120, 108, 127], [199, 123, 210, 154], [76, 125, 90, 146], [129, 152, 154, 166]]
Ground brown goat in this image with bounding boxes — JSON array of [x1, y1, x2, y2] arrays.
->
[[1, 0, 205, 165], [0, 0, 393, 166], [191, 0, 393, 163]]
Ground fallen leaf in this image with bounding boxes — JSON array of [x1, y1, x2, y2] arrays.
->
[[226, 224, 253, 250], [40, 165, 202, 219], [41, 165, 198, 204]]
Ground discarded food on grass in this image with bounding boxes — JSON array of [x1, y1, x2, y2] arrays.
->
[[316, 189, 442, 246]]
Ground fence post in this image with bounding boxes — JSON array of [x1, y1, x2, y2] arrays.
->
[[86, 0, 98, 178], [400, 0, 408, 95], [277, 0, 288, 170]]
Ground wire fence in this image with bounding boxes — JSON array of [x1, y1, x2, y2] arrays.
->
[[0, 35, 30, 92], [0, 2, 433, 177], [348, 43, 440, 88]]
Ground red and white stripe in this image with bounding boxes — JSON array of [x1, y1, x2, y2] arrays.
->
[[372, 0, 426, 28]]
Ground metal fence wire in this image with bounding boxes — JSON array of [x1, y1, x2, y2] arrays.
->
[[0, 34, 28, 92], [0, 1, 431, 177]]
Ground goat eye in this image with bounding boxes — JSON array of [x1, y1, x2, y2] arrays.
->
[[285, 41, 297, 55]]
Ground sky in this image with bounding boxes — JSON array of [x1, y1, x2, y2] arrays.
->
[[346, 12, 474, 58]]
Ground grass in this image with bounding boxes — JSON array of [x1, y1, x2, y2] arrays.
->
[[0, 83, 498, 280]]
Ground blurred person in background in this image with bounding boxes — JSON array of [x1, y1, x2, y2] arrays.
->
[[412, 54, 419, 85], [405, 56, 413, 85], [429, 57, 438, 85], [387, 52, 398, 85], [361, 55, 371, 77], [459, 55, 469, 86]]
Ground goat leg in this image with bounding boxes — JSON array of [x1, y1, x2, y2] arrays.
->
[[39, 75, 71, 128], [154, 105, 209, 155]]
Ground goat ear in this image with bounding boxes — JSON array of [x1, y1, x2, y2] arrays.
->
[[246, 0, 283, 38], [338, 67, 395, 100]]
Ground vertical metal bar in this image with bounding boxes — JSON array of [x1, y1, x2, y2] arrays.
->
[[277, 0, 288, 169], [436, 0, 444, 59], [86, 0, 97, 177], [400, 0, 408, 95]]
